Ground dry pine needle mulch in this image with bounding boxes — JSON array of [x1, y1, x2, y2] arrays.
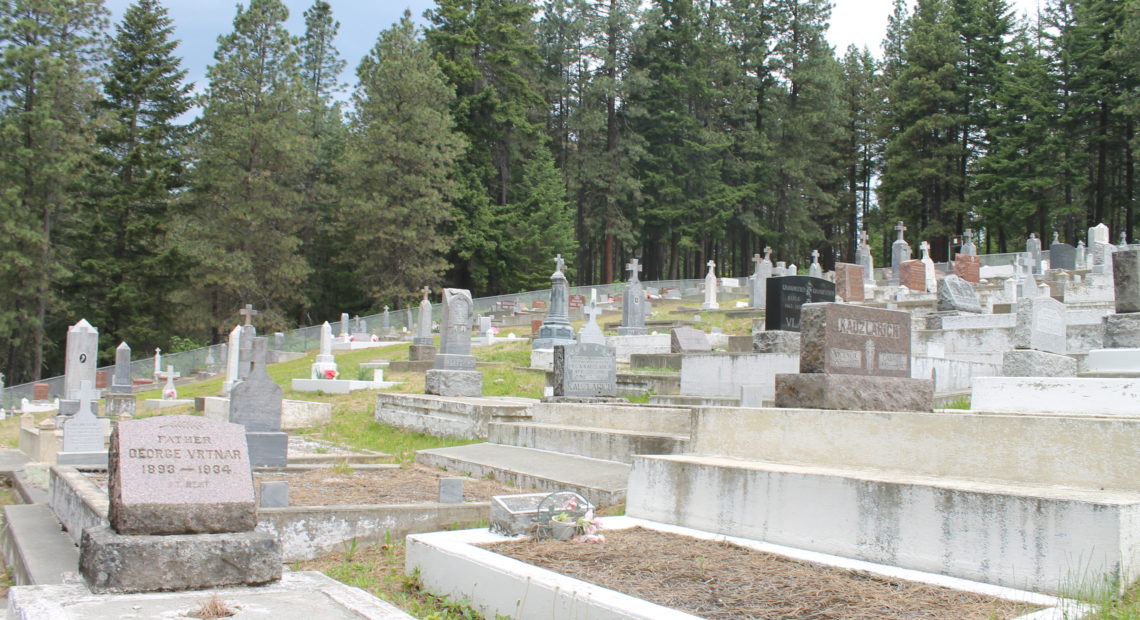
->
[[486, 527, 1039, 620]]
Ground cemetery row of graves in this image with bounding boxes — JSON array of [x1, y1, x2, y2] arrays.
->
[[0, 222, 1136, 618]]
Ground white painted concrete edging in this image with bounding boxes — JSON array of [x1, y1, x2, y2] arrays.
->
[[406, 517, 1089, 620]]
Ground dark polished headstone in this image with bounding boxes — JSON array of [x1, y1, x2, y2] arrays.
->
[[764, 276, 836, 332], [1050, 242, 1076, 270]]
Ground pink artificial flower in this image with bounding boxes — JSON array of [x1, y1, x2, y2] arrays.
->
[[323, 369, 338, 380]]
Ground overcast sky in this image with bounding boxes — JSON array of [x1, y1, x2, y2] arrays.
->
[[103, 0, 1044, 104]]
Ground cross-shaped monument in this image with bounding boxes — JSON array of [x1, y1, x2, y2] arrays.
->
[[858, 229, 868, 248], [239, 304, 259, 326], [626, 258, 642, 282], [421, 286, 431, 300], [895, 221, 907, 241], [811, 249, 820, 264], [920, 240, 931, 259], [555, 254, 566, 273]]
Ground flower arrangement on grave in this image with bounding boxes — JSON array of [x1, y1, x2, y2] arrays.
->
[[323, 369, 338, 380], [370, 334, 379, 342], [162, 386, 177, 399], [542, 493, 604, 543]]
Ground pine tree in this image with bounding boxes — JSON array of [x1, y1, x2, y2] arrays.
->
[[341, 11, 465, 307], [179, 0, 310, 341], [879, 0, 965, 252], [0, 0, 108, 382], [498, 145, 577, 291], [69, 0, 192, 358], [297, 0, 350, 321], [841, 45, 883, 261], [426, 0, 570, 294]]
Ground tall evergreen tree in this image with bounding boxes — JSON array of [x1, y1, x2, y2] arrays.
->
[[426, 0, 575, 294], [297, 0, 349, 321], [179, 0, 310, 341], [0, 0, 108, 382], [841, 45, 883, 261], [69, 0, 192, 358], [341, 11, 464, 306], [879, 0, 965, 253]]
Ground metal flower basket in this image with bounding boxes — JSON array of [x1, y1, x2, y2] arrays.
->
[[531, 491, 593, 541]]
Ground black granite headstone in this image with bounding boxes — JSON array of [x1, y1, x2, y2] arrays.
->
[[764, 276, 837, 332]]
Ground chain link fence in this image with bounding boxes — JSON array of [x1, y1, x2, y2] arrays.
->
[[1, 279, 705, 409]]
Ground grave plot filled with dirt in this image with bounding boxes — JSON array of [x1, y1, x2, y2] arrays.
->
[[484, 527, 1042, 620]]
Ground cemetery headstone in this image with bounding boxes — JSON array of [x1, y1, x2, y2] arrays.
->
[[238, 324, 255, 380], [890, 221, 911, 285], [775, 303, 933, 412], [1026, 233, 1042, 274], [533, 299, 548, 309], [578, 291, 606, 345], [1012, 296, 1067, 354], [61, 319, 99, 415], [568, 294, 586, 309], [898, 259, 926, 292], [1100, 248, 1140, 350], [1113, 248, 1140, 314], [477, 316, 493, 339], [58, 380, 107, 466], [764, 276, 837, 332], [856, 230, 875, 285], [702, 260, 719, 310], [1089, 223, 1113, 274], [919, 241, 937, 292], [619, 258, 648, 336], [787, 263, 797, 275], [808, 250, 823, 279], [670, 326, 712, 353], [223, 325, 241, 394], [774, 261, 787, 277], [161, 366, 177, 400], [1051, 238, 1076, 270], [798, 303, 911, 376], [953, 253, 981, 283], [273, 332, 285, 351], [382, 306, 393, 335], [80, 414, 281, 593], [534, 255, 576, 349], [309, 321, 338, 380], [426, 289, 482, 396], [553, 343, 618, 398], [230, 338, 287, 467], [111, 342, 132, 394], [1076, 240, 1087, 269], [936, 275, 982, 313], [960, 228, 977, 256], [834, 263, 865, 302], [414, 287, 435, 345], [339, 312, 350, 338], [750, 248, 774, 308]]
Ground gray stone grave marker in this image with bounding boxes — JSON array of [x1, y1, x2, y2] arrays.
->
[[59, 381, 106, 465], [1113, 248, 1140, 314], [798, 303, 911, 377], [108, 414, 255, 534], [619, 258, 648, 335], [553, 343, 617, 397], [61, 319, 99, 415], [670, 327, 711, 353], [890, 221, 911, 285], [937, 275, 982, 313], [111, 342, 132, 394], [1012, 296, 1067, 354], [1051, 240, 1077, 271], [229, 338, 287, 467]]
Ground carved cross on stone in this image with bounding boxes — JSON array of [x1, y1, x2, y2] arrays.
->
[[963, 228, 974, 245], [706, 260, 716, 273], [239, 304, 258, 326], [75, 380, 100, 417], [752, 253, 762, 266], [895, 221, 907, 241], [584, 300, 602, 323], [764, 246, 773, 260], [626, 258, 642, 282], [920, 241, 931, 259], [1053, 231, 1060, 244], [811, 249, 820, 264], [858, 229, 868, 248], [554, 254, 565, 273], [421, 286, 431, 300]]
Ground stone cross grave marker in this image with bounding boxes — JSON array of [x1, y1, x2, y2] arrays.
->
[[414, 287, 434, 345], [62, 381, 105, 454], [108, 415, 255, 535], [310, 321, 337, 379], [670, 326, 711, 353], [239, 304, 258, 326], [702, 260, 719, 310], [890, 221, 911, 284], [765, 275, 837, 332], [1026, 233, 1042, 273], [857, 231, 875, 284], [162, 366, 177, 400], [808, 250, 822, 278], [223, 325, 242, 394], [619, 258, 647, 335], [799, 303, 911, 377], [553, 343, 617, 398], [535, 256, 575, 349], [960, 228, 977, 256], [579, 291, 606, 345]]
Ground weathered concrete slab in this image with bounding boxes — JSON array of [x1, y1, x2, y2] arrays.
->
[[972, 377, 1140, 416], [374, 393, 536, 440]]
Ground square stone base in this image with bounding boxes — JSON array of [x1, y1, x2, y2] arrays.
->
[[1002, 349, 1077, 377], [752, 330, 801, 354], [425, 370, 483, 397], [409, 344, 438, 362], [389, 359, 435, 373], [103, 393, 136, 418], [247, 431, 288, 468], [1104, 313, 1140, 348], [616, 326, 648, 336], [56, 451, 108, 467], [79, 526, 281, 594], [775, 374, 934, 412]]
